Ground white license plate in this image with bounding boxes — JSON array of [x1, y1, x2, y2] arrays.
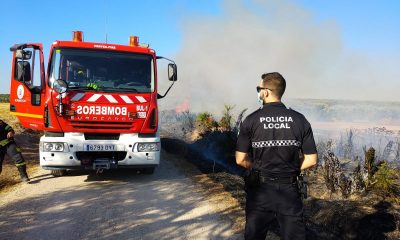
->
[[84, 144, 116, 151]]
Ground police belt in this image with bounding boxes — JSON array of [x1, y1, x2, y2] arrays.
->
[[259, 173, 297, 184]]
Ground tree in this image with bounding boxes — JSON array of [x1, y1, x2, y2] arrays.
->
[[219, 104, 235, 131]]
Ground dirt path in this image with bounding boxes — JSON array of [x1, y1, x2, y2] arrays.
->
[[0, 151, 241, 240]]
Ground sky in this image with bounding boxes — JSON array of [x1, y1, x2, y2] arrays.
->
[[0, 0, 399, 113]]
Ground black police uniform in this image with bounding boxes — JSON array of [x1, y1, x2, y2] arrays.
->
[[0, 121, 29, 182], [236, 102, 317, 240]]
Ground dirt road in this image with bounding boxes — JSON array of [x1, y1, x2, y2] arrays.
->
[[0, 151, 241, 240]]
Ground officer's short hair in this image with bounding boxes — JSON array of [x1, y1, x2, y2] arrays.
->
[[261, 72, 286, 99]]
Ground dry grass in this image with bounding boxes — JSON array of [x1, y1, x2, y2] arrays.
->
[[0, 103, 24, 133], [0, 103, 40, 192]]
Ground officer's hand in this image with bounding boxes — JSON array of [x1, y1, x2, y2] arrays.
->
[[7, 131, 14, 139]]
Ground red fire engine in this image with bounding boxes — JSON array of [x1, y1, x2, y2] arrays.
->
[[9, 31, 177, 176]]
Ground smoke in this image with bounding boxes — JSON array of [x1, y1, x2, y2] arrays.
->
[[162, 0, 399, 115]]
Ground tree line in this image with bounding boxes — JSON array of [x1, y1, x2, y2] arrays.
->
[[0, 94, 10, 103]]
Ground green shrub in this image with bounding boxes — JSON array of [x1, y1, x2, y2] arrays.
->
[[373, 162, 397, 197], [196, 112, 217, 133]]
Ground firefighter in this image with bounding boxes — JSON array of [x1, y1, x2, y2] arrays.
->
[[0, 119, 30, 182], [236, 72, 318, 240], [75, 69, 87, 83]]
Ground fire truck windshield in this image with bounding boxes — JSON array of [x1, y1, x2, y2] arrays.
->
[[49, 48, 154, 93]]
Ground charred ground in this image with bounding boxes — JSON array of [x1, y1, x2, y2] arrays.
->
[[160, 102, 400, 240]]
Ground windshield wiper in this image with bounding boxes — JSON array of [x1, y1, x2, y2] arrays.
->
[[68, 86, 139, 93], [68, 86, 94, 90], [106, 87, 139, 93]]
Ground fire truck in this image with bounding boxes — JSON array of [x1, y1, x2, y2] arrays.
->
[[9, 31, 177, 176]]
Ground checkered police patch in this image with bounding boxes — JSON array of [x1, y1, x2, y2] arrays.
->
[[252, 140, 301, 148]]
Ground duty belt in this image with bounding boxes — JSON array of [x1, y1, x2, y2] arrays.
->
[[259, 174, 297, 184]]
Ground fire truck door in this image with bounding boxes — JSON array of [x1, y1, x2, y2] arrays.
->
[[9, 44, 45, 130]]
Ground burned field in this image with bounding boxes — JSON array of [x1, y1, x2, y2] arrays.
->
[[160, 100, 400, 239]]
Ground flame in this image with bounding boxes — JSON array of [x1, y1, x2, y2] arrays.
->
[[175, 98, 189, 113]]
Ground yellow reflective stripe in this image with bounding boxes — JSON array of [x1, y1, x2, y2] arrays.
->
[[0, 139, 10, 146], [10, 112, 43, 119], [15, 162, 26, 167]]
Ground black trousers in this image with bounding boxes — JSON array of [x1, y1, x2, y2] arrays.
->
[[245, 181, 305, 240], [0, 142, 25, 173]]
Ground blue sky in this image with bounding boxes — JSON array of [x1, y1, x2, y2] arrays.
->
[[300, 0, 399, 55], [0, 0, 399, 102]]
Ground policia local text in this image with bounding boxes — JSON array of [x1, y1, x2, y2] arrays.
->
[[260, 116, 293, 129]]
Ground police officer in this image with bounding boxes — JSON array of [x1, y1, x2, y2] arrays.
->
[[236, 72, 317, 240], [0, 119, 30, 182]]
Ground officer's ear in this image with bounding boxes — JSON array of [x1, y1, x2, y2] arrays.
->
[[263, 89, 269, 98]]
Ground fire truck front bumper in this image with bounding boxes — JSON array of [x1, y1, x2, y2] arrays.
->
[[39, 133, 160, 170]]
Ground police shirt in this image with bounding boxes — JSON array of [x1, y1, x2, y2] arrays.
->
[[236, 102, 317, 176]]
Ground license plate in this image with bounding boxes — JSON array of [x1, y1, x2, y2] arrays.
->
[[84, 144, 116, 151]]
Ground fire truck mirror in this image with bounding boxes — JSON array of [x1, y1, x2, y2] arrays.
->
[[53, 79, 68, 94], [15, 61, 31, 82], [168, 63, 177, 81], [15, 49, 32, 60]]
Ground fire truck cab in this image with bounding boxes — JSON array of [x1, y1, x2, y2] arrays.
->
[[9, 31, 177, 176]]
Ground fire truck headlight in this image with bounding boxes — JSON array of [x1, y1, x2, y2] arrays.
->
[[43, 142, 66, 152], [137, 143, 159, 152], [43, 143, 54, 152]]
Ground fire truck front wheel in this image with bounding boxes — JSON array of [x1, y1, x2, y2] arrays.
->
[[51, 169, 67, 177]]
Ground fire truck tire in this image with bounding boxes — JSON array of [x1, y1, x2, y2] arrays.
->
[[51, 170, 67, 177], [142, 167, 155, 174]]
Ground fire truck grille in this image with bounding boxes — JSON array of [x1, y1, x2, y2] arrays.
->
[[71, 121, 132, 130], [76, 151, 127, 161], [84, 133, 120, 140]]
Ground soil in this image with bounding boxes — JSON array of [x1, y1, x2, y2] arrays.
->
[[0, 133, 243, 240]]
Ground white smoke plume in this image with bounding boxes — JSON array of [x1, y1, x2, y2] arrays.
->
[[161, 0, 399, 115]]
